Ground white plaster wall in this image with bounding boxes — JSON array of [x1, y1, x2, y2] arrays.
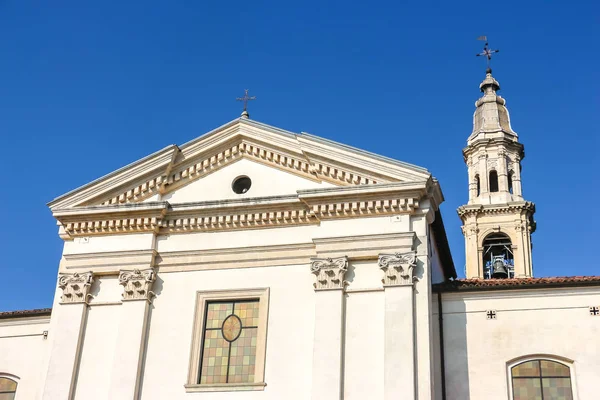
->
[[344, 291, 384, 400], [442, 287, 600, 400], [74, 305, 120, 400], [0, 317, 51, 400], [88, 276, 122, 304], [163, 158, 335, 203]]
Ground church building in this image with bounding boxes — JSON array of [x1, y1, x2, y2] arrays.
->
[[0, 66, 598, 400]]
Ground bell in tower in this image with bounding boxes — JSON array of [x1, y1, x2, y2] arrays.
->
[[458, 42, 536, 279]]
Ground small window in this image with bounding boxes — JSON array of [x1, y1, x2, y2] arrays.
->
[[508, 171, 514, 194], [232, 176, 252, 194], [511, 359, 573, 399], [489, 170, 499, 192], [0, 377, 17, 400], [475, 175, 481, 196], [186, 289, 269, 392]]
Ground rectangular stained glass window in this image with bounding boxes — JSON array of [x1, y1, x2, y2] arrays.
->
[[199, 300, 259, 384]]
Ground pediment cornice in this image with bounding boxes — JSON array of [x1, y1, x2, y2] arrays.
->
[[49, 118, 435, 211]]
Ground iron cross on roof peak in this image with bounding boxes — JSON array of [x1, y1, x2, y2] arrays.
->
[[236, 89, 256, 118], [476, 36, 499, 74]]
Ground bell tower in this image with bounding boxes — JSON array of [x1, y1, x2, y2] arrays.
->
[[458, 65, 536, 279]]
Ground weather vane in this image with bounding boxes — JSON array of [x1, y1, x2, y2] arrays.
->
[[236, 89, 256, 118], [476, 36, 499, 73]]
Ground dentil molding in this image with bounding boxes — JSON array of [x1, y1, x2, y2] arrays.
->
[[310, 256, 348, 290], [378, 252, 417, 286], [118, 269, 157, 301], [58, 272, 94, 304]]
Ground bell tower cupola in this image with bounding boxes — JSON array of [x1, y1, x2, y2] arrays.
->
[[458, 57, 536, 279]]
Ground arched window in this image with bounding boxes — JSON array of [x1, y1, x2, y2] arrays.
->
[[475, 175, 481, 196], [482, 233, 514, 279], [489, 170, 499, 192], [510, 359, 573, 400], [508, 171, 514, 194], [0, 377, 17, 400]]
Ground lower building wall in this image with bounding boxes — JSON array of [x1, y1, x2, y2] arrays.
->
[[441, 287, 600, 400], [0, 317, 51, 400]]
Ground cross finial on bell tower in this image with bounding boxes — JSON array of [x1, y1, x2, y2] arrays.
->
[[476, 36, 499, 74], [236, 89, 256, 119]]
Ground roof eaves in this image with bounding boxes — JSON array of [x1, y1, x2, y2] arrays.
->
[[0, 308, 52, 320]]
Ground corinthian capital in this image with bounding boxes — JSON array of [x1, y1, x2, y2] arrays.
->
[[310, 257, 348, 290], [58, 272, 94, 304], [378, 252, 417, 286], [119, 269, 156, 301]]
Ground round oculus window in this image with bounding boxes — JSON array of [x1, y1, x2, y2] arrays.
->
[[232, 176, 252, 194], [221, 314, 242, 342]]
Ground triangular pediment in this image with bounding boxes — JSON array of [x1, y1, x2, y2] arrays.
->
[[48, 117, 432, 210]]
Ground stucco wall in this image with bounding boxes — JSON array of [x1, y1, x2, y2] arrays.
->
[[0, 316, 51, 400], [441, 287, 600, 400]]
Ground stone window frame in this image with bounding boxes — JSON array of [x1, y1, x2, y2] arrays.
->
[[185, 288, 270, 393], [506, 355, 579, 400]]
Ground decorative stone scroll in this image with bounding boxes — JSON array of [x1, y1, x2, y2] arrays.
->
[[310, 257, 348, 290], [378, 252, 417, 286], [118, 269, 156, 301], [58, 272, 94, 304]]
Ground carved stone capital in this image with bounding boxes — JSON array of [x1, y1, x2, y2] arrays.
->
[[378, 252, 417, 286], [58, 272, 94, 304], [119, 269, 156, 301], [310, 257, 348, 290]]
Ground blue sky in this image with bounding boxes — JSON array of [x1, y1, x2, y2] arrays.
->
[[0, 1, 598, 311]]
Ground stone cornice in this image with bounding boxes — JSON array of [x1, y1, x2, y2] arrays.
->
[[54, 203, 168, 238], [52, 182, 436, 239], [100, 138, 391, 206], [457, 201, 535, 218], [462, 138, 525, 160], [48, 146, 179, 210]]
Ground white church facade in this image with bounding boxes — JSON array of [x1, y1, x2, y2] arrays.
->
[[0, 69, 598, 400]]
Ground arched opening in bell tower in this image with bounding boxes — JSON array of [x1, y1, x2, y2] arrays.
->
[[489, 170, 499, 192], [475, 174, 481, 196], [482, 233, 514, 279], [508, 171, 514, 194]]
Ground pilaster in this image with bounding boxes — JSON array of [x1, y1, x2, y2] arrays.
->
[[379, 252, 417, 400], [42, 272, 94, 400], [109, 269, 156, 399], [310, 257, 348, 400]]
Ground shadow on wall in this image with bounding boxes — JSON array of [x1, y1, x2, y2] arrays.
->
[[442, 297, 470, 400]]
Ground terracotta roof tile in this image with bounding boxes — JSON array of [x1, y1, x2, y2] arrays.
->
[[433, 276, 600, 292], [0, 308, 52, 320]]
